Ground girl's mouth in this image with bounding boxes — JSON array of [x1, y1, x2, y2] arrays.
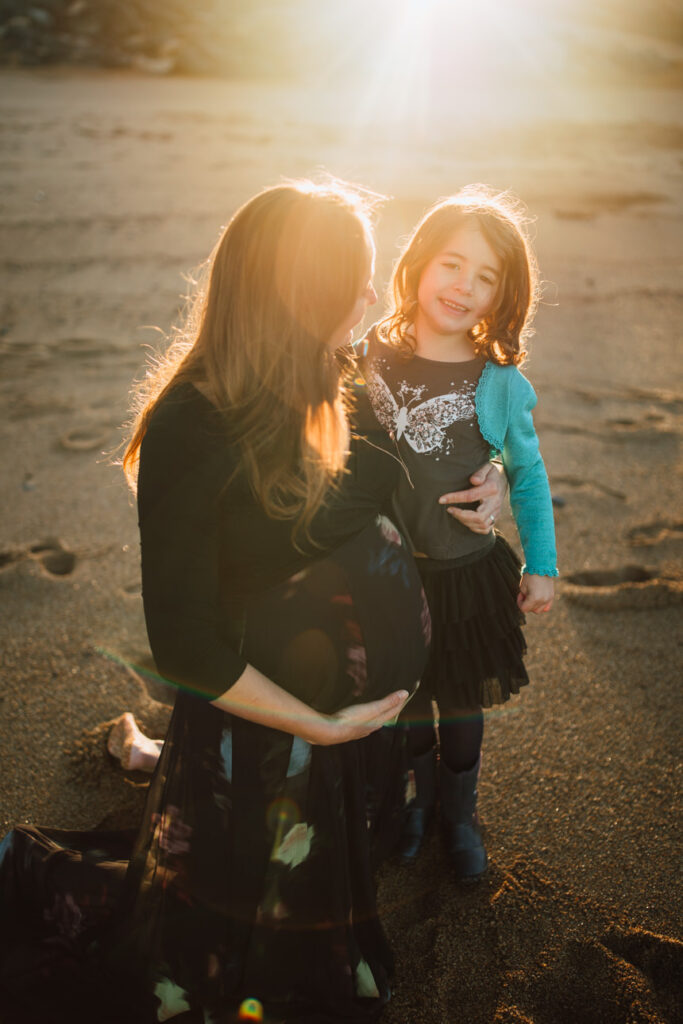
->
[[440, 297, 469, 314]]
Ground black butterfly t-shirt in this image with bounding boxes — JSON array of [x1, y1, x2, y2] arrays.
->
[[358, 328, 494, 561]]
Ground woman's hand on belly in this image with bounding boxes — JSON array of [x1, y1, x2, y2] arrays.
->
[[323, 689, 411, 743], [211, 662, 410, 745]]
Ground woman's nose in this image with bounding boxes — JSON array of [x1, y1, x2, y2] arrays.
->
[[366, 283, 378, 305]]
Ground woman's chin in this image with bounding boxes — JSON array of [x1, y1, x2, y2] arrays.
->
[[327, 329, 354, 353]]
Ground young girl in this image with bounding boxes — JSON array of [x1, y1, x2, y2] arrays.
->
[[356, 184, 558, 879]]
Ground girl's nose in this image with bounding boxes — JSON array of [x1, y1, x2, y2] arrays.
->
[[366, 283, 378, 305]]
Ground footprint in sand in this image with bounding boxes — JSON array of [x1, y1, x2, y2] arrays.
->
[[562, 566, 683, 610], [52, 337, 118, 360], [601, 928, 683, 1006], [551, 475, 626, 501], [540, 416, 676, 446], [542, 929, 682, 1024], [553, 385, 682, 438], [553, 208, 597, 221], [59, 424, 113, 452], [0, 548, 23, 571], [568, 384, 682, 413], [120, 580, 141, 598], [0, 538, 76, 577], [553, 191, 665, 221], [603, 414, 677, 444], [490, 860, 682, 1024], [28, 539, 76, 576], [626, 519, 683, 547], [7, 394, 74, 420]]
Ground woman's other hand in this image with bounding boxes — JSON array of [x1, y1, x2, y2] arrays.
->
[[438, 461, 507, 535]]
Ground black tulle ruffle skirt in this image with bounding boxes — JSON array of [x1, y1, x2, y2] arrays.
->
[[416, 534, 529, 710]]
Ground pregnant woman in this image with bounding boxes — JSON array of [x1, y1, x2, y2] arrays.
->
[[1, 180, 431, 1024]]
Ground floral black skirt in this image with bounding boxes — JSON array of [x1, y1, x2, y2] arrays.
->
[[0, 515, 430, 1024]]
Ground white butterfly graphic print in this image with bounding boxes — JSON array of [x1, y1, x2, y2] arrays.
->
[[365, 364, 476, 455]]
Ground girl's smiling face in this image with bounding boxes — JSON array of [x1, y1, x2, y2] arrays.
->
[[415, 221, 502, 356]]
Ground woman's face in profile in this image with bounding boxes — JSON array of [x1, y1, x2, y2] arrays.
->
[[326, 251, 378, 353]]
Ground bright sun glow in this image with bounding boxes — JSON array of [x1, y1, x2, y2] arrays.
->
[[313, 0, 586, 137]]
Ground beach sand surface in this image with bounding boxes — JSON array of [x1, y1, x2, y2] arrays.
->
[[0, 52, 681, 1023]]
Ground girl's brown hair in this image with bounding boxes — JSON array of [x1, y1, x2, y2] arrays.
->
[[123, 180, 375, 539], [380, 184, 539, 366]]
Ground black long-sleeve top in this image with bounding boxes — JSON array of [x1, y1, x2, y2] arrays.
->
[[137, 382, 398, 700]]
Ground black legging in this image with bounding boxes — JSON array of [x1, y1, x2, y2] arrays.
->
[[403, 686, 484, 773]]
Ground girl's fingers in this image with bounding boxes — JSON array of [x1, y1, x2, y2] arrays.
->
[[520, 598, 554, 614]]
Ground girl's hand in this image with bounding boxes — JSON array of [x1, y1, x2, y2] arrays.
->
[[320, 689, 410, 745], [438, 462, 507, 535], [517, 573, 554, 614]]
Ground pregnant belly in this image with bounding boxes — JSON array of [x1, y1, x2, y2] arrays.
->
[[242, 515, 431, 714]]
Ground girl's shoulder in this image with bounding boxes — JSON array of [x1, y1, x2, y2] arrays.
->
[[481, 360, 530, 383], [481, 360, 536, 401]]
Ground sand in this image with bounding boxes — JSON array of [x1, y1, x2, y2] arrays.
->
[[0, 52, 681, 1024]]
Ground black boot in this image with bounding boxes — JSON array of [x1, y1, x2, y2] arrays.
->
[[440, 756, 487, 879], [398, 747, 437, 863]]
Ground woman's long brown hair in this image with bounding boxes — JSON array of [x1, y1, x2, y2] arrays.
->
[[123, 180, 375, 541], [380, 184, 539, 366]]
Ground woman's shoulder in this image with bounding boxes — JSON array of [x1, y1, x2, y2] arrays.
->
[[141, 382, 235, 481], [145, 382, 224, 442], [138, 384, 238, 517], [147, 380, 208, 424]]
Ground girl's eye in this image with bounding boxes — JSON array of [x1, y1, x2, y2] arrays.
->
[[443, 262, 459, 270], [480, 276, 494, 285]]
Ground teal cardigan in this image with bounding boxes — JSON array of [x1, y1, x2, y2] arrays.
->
[[474, 361, 558, 578]]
